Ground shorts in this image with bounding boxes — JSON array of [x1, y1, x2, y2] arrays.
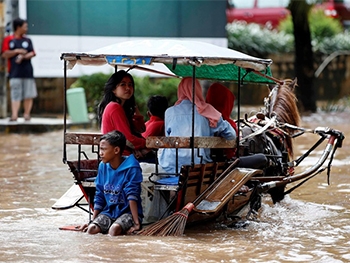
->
[[10, 78, 37, 101], [92, 213, 134, 234]]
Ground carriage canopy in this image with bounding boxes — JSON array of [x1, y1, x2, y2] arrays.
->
[[60, 39, 274, 84]]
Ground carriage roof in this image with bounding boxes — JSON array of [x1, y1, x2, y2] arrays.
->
[[60, 39, 275, 84]]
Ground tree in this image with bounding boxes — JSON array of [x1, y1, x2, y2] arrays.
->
[[289, 0, 317, 112]]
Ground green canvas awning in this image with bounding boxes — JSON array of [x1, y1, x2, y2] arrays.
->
[[165, 64, 273, 83]]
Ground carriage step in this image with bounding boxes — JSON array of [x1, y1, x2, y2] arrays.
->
[[193, 168, 262, 213], [52, 184, 84, 210]]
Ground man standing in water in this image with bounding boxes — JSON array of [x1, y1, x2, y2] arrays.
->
[[1, 18, 37, 122]]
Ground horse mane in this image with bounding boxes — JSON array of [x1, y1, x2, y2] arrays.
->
[[266, 78, 301, 158]]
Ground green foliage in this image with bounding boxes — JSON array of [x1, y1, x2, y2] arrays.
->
[[314, 32, 350, 53], [226, 21, 294, 57], [279, 9, 343, 41], [319, 96, 350, 112], [278, 15, 293, 35], [71, 72, 179, 119], [71, 72, 109, 114], [310, 9, 343, 40], [227, 8, 347, 56], [133, 76, 179, 119]]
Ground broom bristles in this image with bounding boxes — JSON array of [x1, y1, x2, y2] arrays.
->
[[137, 202, 194, 236]]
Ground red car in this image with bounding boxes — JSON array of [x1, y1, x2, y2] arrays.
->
[[226, 0, 350, 29], [226, 0, 290, 29], [317, 0, 350, 28]]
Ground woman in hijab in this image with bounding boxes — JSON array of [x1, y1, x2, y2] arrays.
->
[[158, 77, 236, 174]]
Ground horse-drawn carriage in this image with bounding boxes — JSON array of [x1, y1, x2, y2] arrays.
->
[[53, 39, 344, 235]]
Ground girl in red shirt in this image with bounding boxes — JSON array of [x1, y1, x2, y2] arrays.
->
[[98, 70, 153, 161]]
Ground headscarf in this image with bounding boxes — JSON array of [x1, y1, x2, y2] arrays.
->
[[175, 77, 221, 127], [206, 82, 237, 132]]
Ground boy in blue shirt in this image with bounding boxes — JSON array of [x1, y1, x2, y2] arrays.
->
[[81, 130, 143, 235]]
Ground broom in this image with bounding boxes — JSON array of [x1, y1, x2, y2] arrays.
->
[[137, 203, 195, 236], [137, 160, 238, 236]]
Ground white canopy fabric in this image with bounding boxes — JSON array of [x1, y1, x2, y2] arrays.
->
[[61, 39, 274, 83]]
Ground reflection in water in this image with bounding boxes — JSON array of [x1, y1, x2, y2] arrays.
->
[[0, 112, 349, 263]]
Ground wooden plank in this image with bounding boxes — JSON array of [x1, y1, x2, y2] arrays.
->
[[65, 132, 102, 145], [193, 168, 262, 213], [146, 136, 236, 149], [52, 184, 84, 210], [181, 162, 228, 204], [59, 225, 83, 231], [65, 132, 135, 149]]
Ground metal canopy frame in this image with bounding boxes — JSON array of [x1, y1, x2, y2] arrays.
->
[[61, 39, 278, 164]]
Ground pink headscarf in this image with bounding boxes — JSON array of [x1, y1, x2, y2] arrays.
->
[[175, 77, 221, 127]]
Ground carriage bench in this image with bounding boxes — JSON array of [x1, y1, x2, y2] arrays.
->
[[145, 136, 238, 210], [146, 135, 236, 190]]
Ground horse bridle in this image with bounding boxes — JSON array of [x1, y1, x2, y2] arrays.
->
[[263, 84, 279, 118]]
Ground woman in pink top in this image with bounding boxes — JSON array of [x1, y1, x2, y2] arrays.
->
[[98, 70, 153, 161]]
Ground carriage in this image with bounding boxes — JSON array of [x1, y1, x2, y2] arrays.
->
[[53, 39, 344, 235]]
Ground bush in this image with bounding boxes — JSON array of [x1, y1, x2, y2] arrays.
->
[[314, 33, 350, 53], [278, 9, 343, 41], [319, 96, 350, 112], [133, 76, 179, 118], [226, 21, 294, 57], [227, 9, 349, 56], [70, 72, 109, 114]]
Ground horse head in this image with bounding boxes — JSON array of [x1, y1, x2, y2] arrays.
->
[[263, 78, 301, 158]]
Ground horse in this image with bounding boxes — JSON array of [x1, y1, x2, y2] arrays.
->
[[239, 78, 301, 203]]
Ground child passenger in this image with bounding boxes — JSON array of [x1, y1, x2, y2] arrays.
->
[[142, 95, 168, 138], [79, 130, 143, 236], [158, 77, 236, 174]]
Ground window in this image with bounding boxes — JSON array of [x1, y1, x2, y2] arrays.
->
[[257, 0, 289, 8], [228, 0, 255, 9]]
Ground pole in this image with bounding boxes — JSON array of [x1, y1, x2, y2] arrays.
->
[[236, 67, 241, 158], [191, 65, 196, 167], [63, 59, 67, 163]]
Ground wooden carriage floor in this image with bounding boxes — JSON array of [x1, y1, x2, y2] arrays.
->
[[0, 116, 91, 133]]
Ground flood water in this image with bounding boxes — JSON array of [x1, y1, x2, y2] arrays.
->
[[0, 111, 349, 263]]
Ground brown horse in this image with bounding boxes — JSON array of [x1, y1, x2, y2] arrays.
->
[[239, 78, 301, 203], [262, 78, 301, 159]]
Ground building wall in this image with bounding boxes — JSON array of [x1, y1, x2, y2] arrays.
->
[[25, 1, 228, 78], [27, 0, 227, 38]]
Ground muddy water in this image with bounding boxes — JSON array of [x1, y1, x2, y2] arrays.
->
[[0, 112, 349, 263]]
